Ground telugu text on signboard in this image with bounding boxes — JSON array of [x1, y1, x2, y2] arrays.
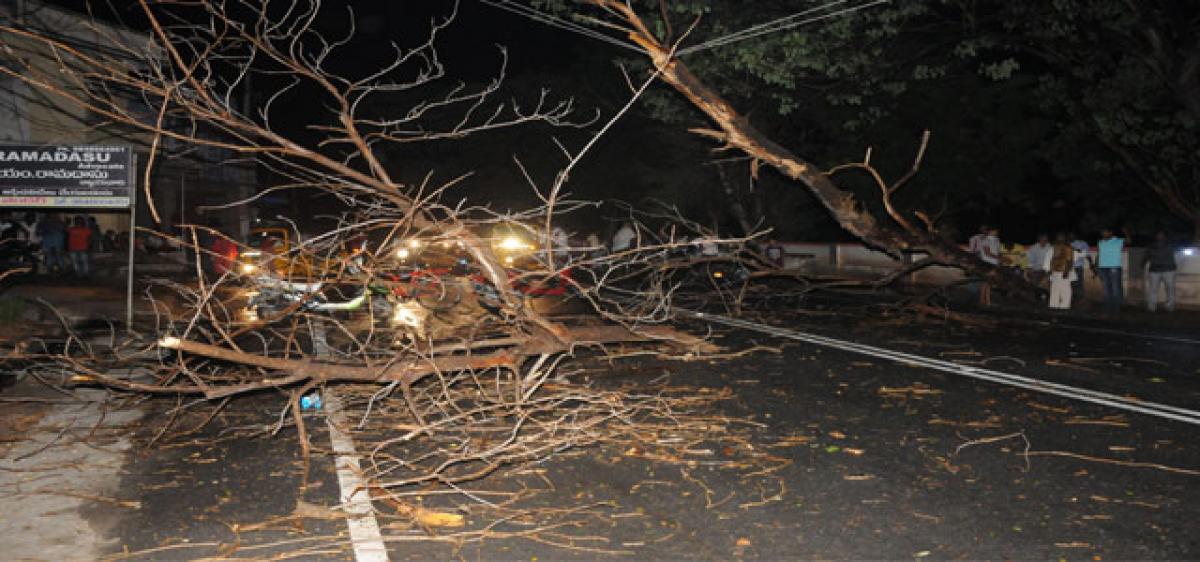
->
[[0, 145, 132, 208]]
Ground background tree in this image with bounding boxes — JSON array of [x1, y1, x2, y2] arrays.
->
[[536, 0, 1197, 240]]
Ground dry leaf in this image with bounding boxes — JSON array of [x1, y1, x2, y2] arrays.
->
[[844, 448, 865, 456], [736, 537, 752, 547], [1055, 542, 1092, 548], [828, 431, 847, 439], [414, 507, 465, 528]]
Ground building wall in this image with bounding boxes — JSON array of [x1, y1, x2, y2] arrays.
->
[[0, 1, 255, 240]]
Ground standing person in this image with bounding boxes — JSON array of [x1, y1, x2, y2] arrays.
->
[[549, 225, 569, 264], [968, 225, 988, 255], [1142, 231, 1177, 313], [36, 213, 66, 274], [1096, 227, 1127, 313], [1067, 232, 1089, 303], [208, 221, 239, 276], [1025, 234, 1052, 287], [17, 213, 39, 244], [87, 215, 102, 251], [611, 222, 636, 253], [66, 216, 93, 278], [1048, 234, 1075, 309], [764, 239, 785, 268], [977, 226, 1001, 307], [584, 232, 603, 259]]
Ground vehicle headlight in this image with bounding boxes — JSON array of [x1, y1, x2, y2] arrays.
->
[[391, 301, 427, 328], [497, 236, 528, 252], [1182, 248, 1197, 257], [240, 263, 258, 275], [407, 239, 422, 249], [396, 248, 410, 260]]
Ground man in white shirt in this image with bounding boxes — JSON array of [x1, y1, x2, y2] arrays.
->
[[1025, 234, 1052, 286], [1068, 232, 1089, 303], [975, 226, 1000, 306], [611, 223, 636, 253]]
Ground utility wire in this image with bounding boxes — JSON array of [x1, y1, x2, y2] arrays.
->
[[477, 0, 890, 59], [676, 0, 850, 55], [684, 309, 1200, 427], [478, 0, 646, 53], [676, 0, 891, 56]]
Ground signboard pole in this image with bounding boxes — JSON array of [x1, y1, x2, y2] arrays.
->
[[126, 154, 137, 333]]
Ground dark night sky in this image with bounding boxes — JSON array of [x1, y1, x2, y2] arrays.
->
[[38, 0, 1181, 242]]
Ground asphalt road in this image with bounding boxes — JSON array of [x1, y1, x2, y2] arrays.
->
[[3, 288, 1199, 560]]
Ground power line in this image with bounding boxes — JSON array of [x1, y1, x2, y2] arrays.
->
[[676, 0, 850, 55], [685, 309, 1200, 426], [476, 0, 891, 60], [677, 0, 892, 56], [478, 0, 646, 54]]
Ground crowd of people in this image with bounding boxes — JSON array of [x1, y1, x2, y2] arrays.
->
[[0, 211, 130, 279], [967, 225, 1181, 313]]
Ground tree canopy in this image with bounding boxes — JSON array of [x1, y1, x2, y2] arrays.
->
[[539, 0, 1199, 241]]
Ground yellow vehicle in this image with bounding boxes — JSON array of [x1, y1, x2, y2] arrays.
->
[[238, 226, 361, 280]]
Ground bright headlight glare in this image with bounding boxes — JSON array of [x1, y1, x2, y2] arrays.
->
[[396, 248, 410, 260], [391, 301, 426, 328], [1182, 248, 1197, 256], [407, 239, 422, 249], [498, 236, 527, 251], [239, 263, 257, 274]]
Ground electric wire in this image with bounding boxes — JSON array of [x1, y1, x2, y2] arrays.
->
[[674, 0, 850, 55], [681, 309, 1200, 426], [478, 0, 647, 53], [676, 0, 892, 56], [477, 0, 890, 58]]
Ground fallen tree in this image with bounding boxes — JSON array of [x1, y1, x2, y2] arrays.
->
[[0, 3, 773, 540], [578, 0, 1037, 299]]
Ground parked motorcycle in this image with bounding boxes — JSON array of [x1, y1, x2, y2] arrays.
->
[[0, 238, 39, 278]]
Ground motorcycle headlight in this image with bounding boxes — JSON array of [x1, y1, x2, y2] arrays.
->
[[240, 263, 258, 275]]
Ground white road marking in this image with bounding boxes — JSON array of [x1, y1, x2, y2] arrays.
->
[[325, 390, 390, 562], [685, 310, 1200, 426]]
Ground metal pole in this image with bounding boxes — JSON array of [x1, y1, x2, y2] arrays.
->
[[126, 153, 138, 333]]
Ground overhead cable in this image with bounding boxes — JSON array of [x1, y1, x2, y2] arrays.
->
[[676, 0, 892, 56], [683, 309, 1200, 426], [478, 0, 646, 53]]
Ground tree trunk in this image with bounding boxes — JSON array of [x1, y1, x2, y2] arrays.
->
[[613, 24, 1034, 298]]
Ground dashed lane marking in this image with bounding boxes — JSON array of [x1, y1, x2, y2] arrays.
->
[[325, 390, 390, 562]]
